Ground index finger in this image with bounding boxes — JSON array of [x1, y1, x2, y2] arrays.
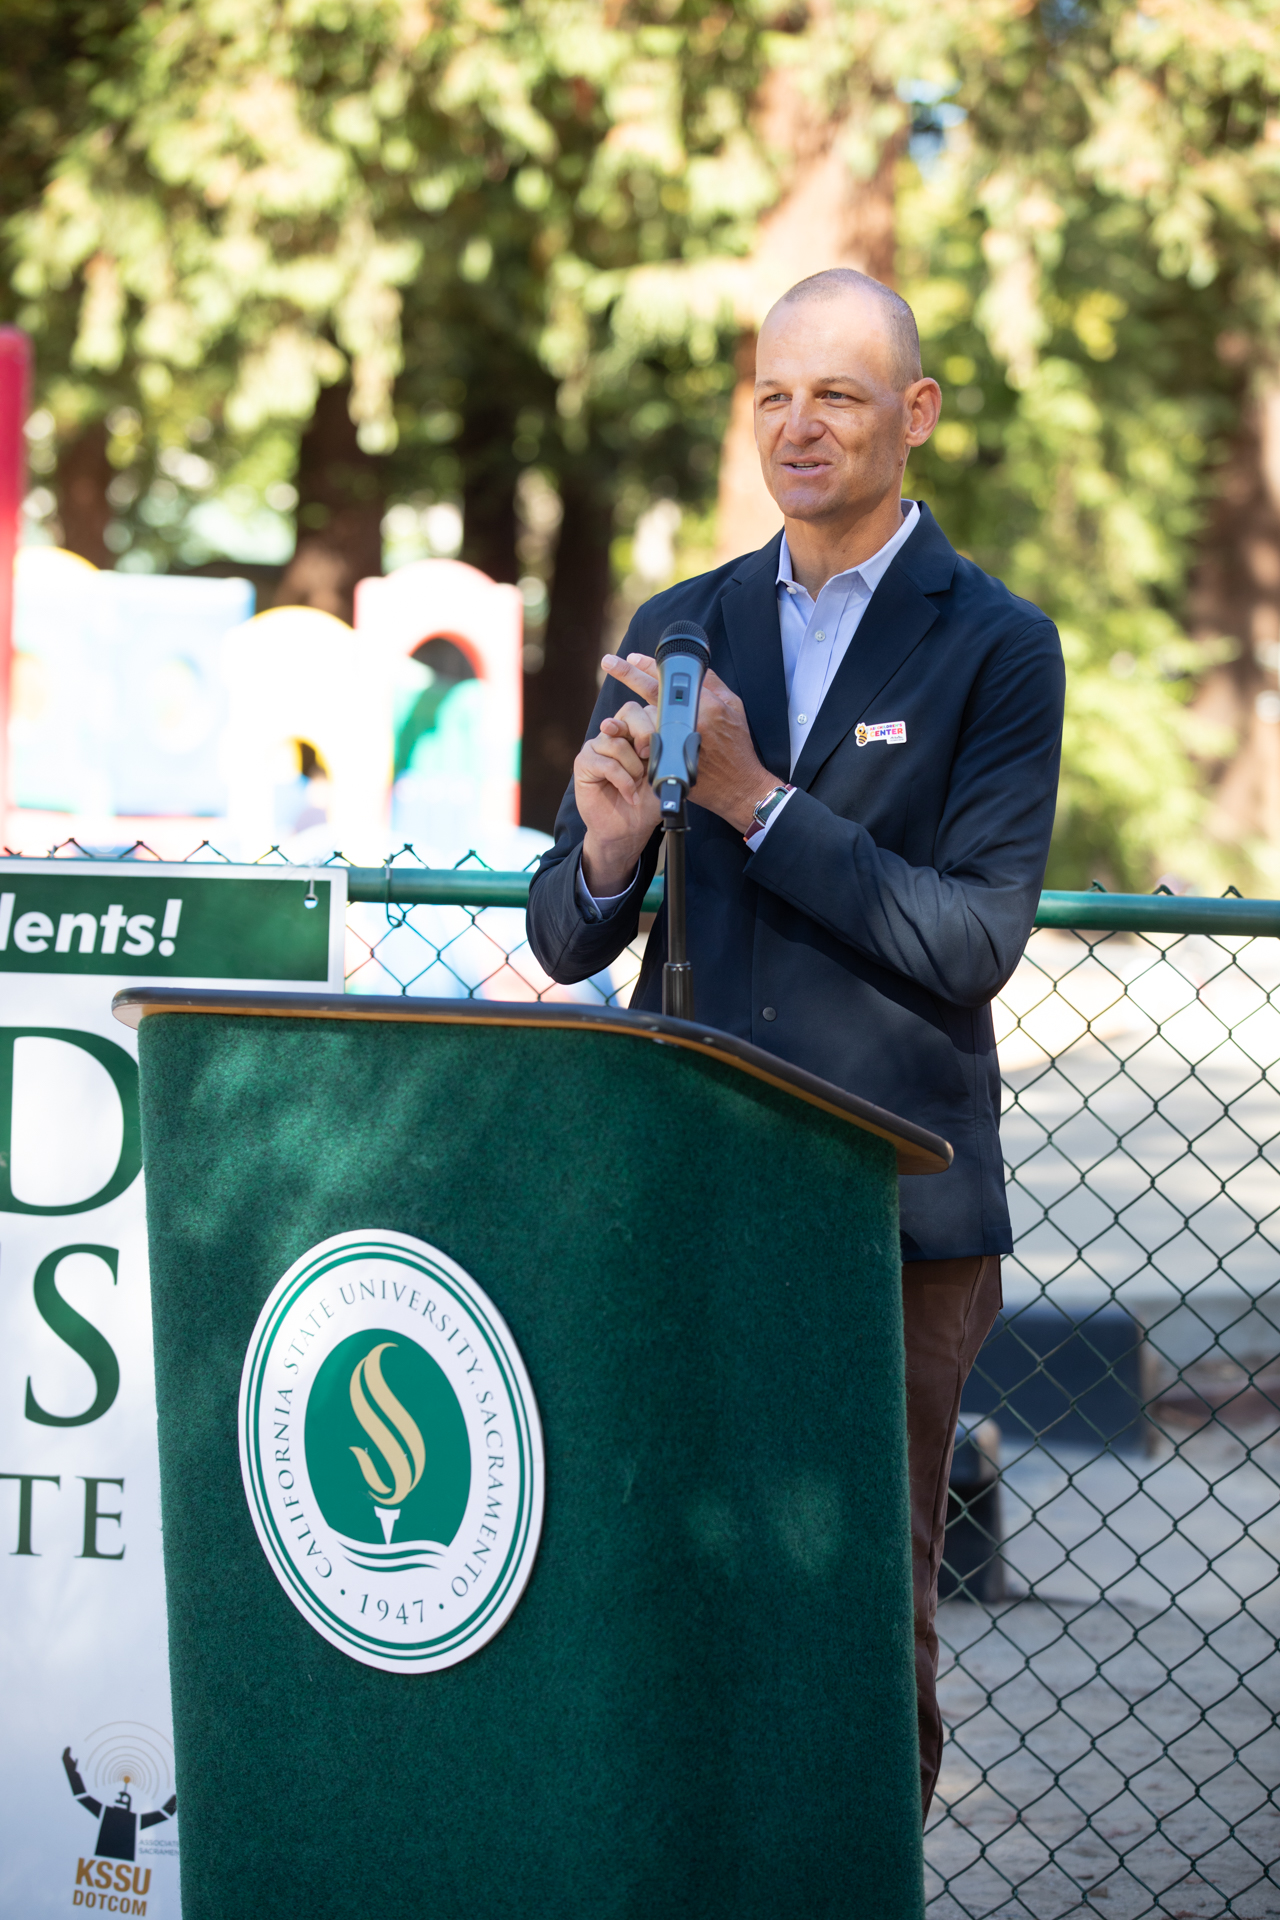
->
[[602, 651, 659, 701], [602, 698, 656, 734]]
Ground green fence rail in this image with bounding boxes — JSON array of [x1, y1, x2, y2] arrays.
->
[[13, 844, 1280, 1915], [353, 865, 1280, 937], [346, 863, 667, 913]]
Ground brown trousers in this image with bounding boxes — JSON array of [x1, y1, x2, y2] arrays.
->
[[902, 1254, 1003, 1818]]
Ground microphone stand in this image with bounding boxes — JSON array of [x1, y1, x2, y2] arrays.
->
[[657, 779, 693, 1020]]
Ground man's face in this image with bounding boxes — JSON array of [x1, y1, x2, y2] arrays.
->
[[753, 294, 936, 524]]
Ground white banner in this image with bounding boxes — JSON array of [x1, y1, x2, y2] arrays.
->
[[0, 862, 346, 1917]]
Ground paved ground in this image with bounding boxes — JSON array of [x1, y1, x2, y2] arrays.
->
[[926, 936, 1280, 1915], [365, 914, 1280, 1913], [998, 933, 1280, 1336], [926, 1413, 1280, 1918]]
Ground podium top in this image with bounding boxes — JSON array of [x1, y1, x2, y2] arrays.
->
[[112, 988, 952, 1176]]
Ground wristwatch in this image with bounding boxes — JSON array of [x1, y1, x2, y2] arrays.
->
[[745, 783, 793, 844]]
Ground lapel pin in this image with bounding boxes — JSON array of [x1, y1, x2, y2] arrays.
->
[[856, 721, 907, 747]]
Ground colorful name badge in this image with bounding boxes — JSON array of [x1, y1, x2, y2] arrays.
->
[[856, 720, 907, 747]]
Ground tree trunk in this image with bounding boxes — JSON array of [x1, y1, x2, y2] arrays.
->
[[56, 420, 113, 568], [714, 70, 902, 562], [717, 333, 782, 562], [276, 382, 384, 623], [460, 401, 520, 584], [520, 476, 614, 831], [1188, 380, 1280, 875]]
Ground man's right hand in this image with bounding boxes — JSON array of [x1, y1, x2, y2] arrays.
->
[[575, 690, 661, 897]]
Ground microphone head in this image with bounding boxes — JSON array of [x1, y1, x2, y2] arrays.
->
[[656, 620, 710, 668]]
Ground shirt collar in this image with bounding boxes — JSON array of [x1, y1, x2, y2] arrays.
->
[[776, 499, 921, 599]]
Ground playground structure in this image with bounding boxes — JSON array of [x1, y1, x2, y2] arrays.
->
[[9, 549, 523, 864]]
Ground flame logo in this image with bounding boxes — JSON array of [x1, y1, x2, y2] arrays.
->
[[348, 1343, 426, 1507]]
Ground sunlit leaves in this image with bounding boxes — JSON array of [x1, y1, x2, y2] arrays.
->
[[894, 0, 1280, 888], [4, 0, 770, 563]]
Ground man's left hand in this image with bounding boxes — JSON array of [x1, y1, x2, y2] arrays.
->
[[601, 652, 780, 835]]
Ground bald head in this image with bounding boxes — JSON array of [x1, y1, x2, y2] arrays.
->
[[769, 269, 923, 390], [751, 266, 941, 565]]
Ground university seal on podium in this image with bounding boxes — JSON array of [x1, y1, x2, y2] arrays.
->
[[238, 1229, 545, 1673]]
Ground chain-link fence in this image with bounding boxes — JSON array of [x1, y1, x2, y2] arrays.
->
[[15, 842, 1280, 1916], [346, 855, 1280, 1919], [934, 911, 1280, 1919], [341, 849, 651, 1003]]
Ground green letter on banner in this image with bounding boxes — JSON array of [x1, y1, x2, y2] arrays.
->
[[79, 1477, 125, 1559], [25, 1245, 120, 1427], [0, 1029, 141, 1214]]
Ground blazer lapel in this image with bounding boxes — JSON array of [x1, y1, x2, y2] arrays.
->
[[717, 534, 791, 782], [789, 505, 957, 790]]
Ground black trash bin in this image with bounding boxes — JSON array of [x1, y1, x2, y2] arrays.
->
[[940, 1412, 1003, 1602], [965, 1300, 1144, 1453]]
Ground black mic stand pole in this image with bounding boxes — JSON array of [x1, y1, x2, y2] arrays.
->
[[657, 779, 693, 1021], [649, 618, 709, 1022]]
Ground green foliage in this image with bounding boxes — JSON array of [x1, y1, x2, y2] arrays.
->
[[894, 0, 1280, 889], [901, 186, 1236, 888], [8, 0, 1280, 885], [0, 0, 149, 461], [0, 1, 140, 231], [4, 0, 773, 565]]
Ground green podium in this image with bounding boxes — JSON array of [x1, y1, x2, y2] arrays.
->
[[114, 990, 950, 1920]]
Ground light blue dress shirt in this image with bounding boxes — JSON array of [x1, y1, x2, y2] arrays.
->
[[580, 499, 921, 912]]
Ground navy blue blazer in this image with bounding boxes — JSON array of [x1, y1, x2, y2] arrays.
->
[[526, 503, 1065, 1260]]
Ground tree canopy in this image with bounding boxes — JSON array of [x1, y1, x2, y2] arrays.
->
[[4, 0, 777, 816], [6, 0, 769, 562], [5, 0, 1280, 871], [897, 0, 1280, 888]]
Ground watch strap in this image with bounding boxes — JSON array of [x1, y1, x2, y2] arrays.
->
[[745, 783, 793, 843]]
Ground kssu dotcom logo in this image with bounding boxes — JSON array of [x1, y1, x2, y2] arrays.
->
[[239, 1230, 544, 1673], [61, 1721, 176, 1913]]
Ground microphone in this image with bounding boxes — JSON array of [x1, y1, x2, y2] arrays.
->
[[649, 620, 711, 818]]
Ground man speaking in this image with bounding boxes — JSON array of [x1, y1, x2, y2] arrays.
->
[[527, 268, 1065, 1814]]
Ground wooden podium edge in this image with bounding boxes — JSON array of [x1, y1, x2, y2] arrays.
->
[[112, 987, 953, 1177]]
